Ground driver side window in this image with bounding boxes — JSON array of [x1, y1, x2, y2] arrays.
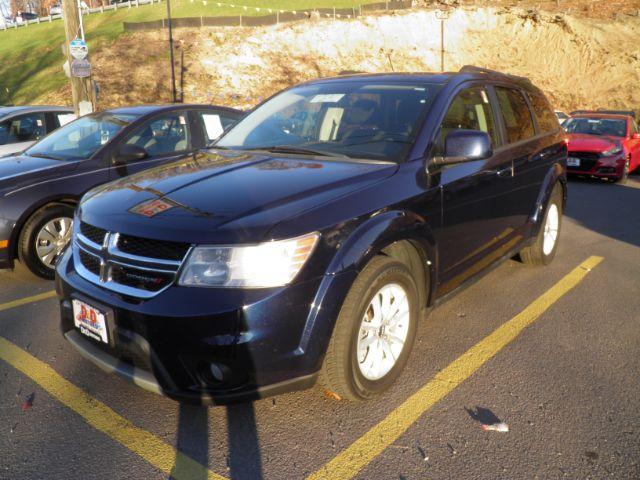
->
[[124, 112, 190, 157], [437, 87, 498, 153]]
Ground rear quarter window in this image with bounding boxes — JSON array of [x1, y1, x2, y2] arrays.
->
[[495, 87, 536, 144], [527, 90, 560, 133]]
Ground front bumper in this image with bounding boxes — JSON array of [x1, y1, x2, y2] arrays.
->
[[56, 248, 356, 404], [567, 153, 626, 178]]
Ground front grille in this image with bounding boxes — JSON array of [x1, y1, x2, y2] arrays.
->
[[110, 263, 175, 292], [80, 222, 107, 245], [118, 234, 190, 261], [568, 151, 600, 171], [79, 249, 101, 276], [74, 225, 190, 299]]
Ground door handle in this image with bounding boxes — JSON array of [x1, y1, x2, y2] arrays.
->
[[495, 164, 513, 177]]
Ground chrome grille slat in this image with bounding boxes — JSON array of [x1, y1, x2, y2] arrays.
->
[[74, 223, 192, 299]]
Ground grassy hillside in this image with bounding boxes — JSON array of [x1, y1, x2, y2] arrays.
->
[[0, 0, 371, 105]]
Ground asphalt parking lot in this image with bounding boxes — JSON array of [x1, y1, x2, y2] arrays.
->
[[0, 175, 639, 480]]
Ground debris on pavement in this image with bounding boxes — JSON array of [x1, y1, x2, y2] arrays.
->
[[324, 389, 341, 401], [481, 422, 509, 433], [21, 393, 35, 412]]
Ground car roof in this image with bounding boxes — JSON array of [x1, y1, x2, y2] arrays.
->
[[106, 104, 241, 116], [298, 66, 534, 90], [572, 113, 630, 120], [0, 105, 74, 118]]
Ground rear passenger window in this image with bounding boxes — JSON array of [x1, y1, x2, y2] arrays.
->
[[197, 111, 239, 144], [527, 90, 559, 133], [439, 87, 498, 148], [495, 87, 535, 144]]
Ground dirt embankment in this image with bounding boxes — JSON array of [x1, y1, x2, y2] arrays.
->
[[40, 5, 640, 114]]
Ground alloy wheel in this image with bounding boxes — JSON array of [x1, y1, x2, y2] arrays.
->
[[542, 204, 559, 256], [357, 283, 411, 381]]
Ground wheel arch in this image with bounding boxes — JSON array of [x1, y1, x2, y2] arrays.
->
[[530, 162, 566, 238], [325, 210, 438, 311], [10, 196, 79, 263]]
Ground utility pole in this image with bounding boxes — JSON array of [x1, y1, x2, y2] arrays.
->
[[61, 0, 94, 115], [166, 0, 177, 103]]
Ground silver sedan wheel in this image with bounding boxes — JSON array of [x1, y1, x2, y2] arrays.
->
[[35, 217, 73, 269], [357, 283, 411, 381], [542, 203, 559, 256]]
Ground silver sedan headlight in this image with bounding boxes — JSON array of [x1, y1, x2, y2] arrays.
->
[[178, 232, 319, 288]]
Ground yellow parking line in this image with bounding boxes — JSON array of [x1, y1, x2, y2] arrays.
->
[[308, 255, 604, 480], [0, 337, 226, 480], [0, 290, 56, 313]]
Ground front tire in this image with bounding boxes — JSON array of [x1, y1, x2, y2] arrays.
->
[[614, 157, 630, 184], [18, 203, 75, 279], [320, 256, 419, 401], [519, 183, 563, 266]]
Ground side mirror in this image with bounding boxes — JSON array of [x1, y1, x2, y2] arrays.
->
[[433, 130, 493, 167], [632, 133, 640, 140], [114, 144, 148, 165]]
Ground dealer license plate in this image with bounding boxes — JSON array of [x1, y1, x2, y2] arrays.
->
[[567, 157, 580, 167], [72, 299, 109, 344]]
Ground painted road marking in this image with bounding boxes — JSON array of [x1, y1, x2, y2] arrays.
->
[[308, 255, 604, 480], [0, 341, 225, 480], [0, 290, 56, 313]]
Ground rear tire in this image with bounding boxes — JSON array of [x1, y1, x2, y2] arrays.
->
[[18, 203, 75, 279], [519, 183, 563, 266], [320, 256, 419, 401]]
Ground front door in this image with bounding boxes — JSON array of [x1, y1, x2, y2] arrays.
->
[[433, 85, 517, 295], [110, 111, 193, 180]]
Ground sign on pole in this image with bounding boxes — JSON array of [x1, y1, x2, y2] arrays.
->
[[71, 58, 92, 78], [69, 38, 88, 59]]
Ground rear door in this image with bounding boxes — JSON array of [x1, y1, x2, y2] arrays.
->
[[109, 110, 193, 180], [494, 86, 560, 231], [434, 84, 517, 295]]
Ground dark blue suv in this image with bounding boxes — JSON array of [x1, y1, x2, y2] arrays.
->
[[56, 67, 567, 403]]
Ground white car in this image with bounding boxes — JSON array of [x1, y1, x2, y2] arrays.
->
[[0, 106, 76, 157], [50, 5, 62, 15]]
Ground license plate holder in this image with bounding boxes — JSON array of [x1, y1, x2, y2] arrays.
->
[[72, 297, 114, 345], [567, 157, 580, 167]]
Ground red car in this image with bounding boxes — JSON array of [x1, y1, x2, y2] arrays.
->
[[563, 111, 640, 182]]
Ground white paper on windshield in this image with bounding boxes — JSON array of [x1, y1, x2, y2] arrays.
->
[[202, 114, 224, 140], [57, 114, 76, 126], [310, 94, 345, 103]]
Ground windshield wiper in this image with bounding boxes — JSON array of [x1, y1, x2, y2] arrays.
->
[[245, 145, 348, 158], [28, 152, 68, 161]]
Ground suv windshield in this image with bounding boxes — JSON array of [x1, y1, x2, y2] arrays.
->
[[563, 117, 627, 137], [217, 82, 442, 161], [26, 112, 140, 161]]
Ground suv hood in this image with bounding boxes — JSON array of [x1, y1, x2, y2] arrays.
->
[[81, 149, 397, 244], [566, 133, 621, 152]]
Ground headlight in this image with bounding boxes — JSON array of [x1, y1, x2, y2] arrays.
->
[[178, 232, 319, 288], [601, 146, 623, 157]]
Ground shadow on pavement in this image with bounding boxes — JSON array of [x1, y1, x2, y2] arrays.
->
[[465, 406, 502, 425], [226, 402, 263, 479], [171, 404, 210, 480], [564, 176, 640, 248]]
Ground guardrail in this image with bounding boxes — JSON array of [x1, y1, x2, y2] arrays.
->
[[1, 0, 412, 32], [0, 0, 159, 31], [123, 0, 413, 31]]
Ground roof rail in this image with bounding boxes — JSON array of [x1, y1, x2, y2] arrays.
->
[[458, 65, 532, 84], [570, 109, 636, 119]]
